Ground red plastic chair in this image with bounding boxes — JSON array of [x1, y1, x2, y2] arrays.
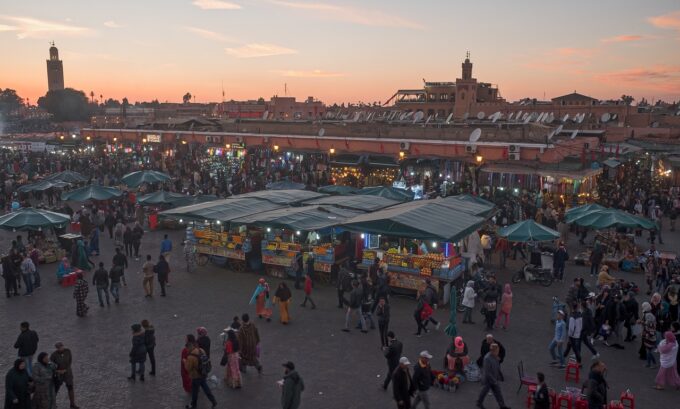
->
[[620, 391, 635, 409], [525, 384, 537, 408], [565, 360, 580, 383], [607, 401, 624, 409], [556, 392, 573, 409]]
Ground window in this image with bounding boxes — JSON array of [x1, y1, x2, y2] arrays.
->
[[440, 94, 448, 101]]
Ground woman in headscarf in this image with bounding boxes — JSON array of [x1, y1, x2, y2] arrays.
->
[[495, 283, 513, 330], [249, 278, 272, 321], [3, 359, 31, 409], [32, 352, 56, 409], [654, 331, 680, 389], [444, 336, 470, 389], [75, 240, 92, 271], [180, 334, 195, 394], [196, 327, 211, 358], [72, 273, 89, 317], [88, 227, 100, 257], [274, 282, 292, 324], [223, 329, 242, 389]]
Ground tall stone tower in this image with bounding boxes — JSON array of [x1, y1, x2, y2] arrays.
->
[[46, 42, 65, 92], [454, 52, 478, 118]]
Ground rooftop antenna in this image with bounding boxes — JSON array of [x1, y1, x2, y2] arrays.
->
[[221, 81, 225, 102], [469, 128, 482, 143], [284, 83, 288, 96]]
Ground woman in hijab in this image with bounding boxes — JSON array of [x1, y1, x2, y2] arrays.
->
[[495, 283, 513, 330], [4, 359, 31, 409], [75, 240, 92, 271], [56, 257, 72, 282], [249, 278, 272, 321], [196, 327, 211, 358], [655, 331, 680, 389], [180, 335, 195, 394], [223, 329, 242, 389], [274, 282, 293, 324], [32, 352, 56, 409]]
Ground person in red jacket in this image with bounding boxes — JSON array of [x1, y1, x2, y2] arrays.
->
[[300, 273, 316, 309]]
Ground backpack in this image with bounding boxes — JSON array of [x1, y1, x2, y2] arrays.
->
[[197, 351, 212, 377]]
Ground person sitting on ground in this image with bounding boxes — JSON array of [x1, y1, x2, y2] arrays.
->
[[597, 266, 616, 288]]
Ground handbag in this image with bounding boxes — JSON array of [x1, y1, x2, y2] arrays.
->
[[484, 301, 497, 312], [219, 353, 228, 366], [631, 323, 643, 337]]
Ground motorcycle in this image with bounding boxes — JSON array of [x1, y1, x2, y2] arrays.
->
[[511, 263, 553, 287]]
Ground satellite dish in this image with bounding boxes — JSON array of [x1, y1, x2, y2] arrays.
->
[[445, 113, 453, 124], [546, 113, 554, 123], [469, 128, 482, 142], [516, 110, 523, 119], [262, 110, 269, 120], [611, 113, 618, 120], [463, 112, 470, 120], [477, 112, 486, 120], [562, 114, 569, 123], [555, 125, 563, 135], [536, 112, 545, 122], [405, 111, 414, 120], [523, 115, 531, 124], [577, 114, 584, 124], [547, 130, 555, 140], [508, 112, 515, 120], [424, 115, 432, 126], [399, 112, 407, 121], [413, 111, 425, 123], [318, 128, 325, 137], [492, 113, 499, 123], [600, 113, 611, 123], [570, 130, 578, 139]]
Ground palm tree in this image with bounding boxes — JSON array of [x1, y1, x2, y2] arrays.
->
[[90, 91, 95, 103], [182, 92, 192, 104], [621, 95, 634, 126]]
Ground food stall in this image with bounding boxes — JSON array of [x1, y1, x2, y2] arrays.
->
[[261, 236, 301, 278], [193, 224, 257, 271]]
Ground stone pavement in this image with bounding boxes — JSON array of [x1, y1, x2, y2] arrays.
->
[[1, 222, 678, 408]]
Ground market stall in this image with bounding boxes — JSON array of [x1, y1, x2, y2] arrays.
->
[[0, 208, 72, 264], [342, 199, 489, 297], [192, 224, 255, 271]]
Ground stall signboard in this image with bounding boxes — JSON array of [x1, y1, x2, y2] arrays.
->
[[388, 271, 438, 292], [146, 134, 161, 143]]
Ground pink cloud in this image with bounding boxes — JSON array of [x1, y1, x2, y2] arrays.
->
[[648, 10, 680, 31], [554, 47, 596, 57], [601, 34, 644, 43], [595, 65, 680, 93]]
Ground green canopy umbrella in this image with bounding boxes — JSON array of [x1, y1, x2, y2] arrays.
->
[[498, 219, 560, 242], [61, 185, 124, 202], [318, 185, 360, 195], [45, 170, 88, 184], [356, 186, 414, 202], [0, 208, 71, 231], [137, 191, 187, 205], [121, 170, 171, 188], [444, 285, 458, 337], [568, 209, 655, 230], [564, 203, 607, 223], [17, 180, 70, 193]]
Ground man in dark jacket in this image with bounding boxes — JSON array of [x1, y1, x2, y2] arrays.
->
[[589, 244, 604, 276], [376, 297, 391, 348], [476, 343, 509, 409], [422, 279, 440, 330], [585, 360, 608, 409], [111, 247, 128, 287], [336, 265, 352, 308], [476, 334, 506, 367], [553, 241, 569, 282], [142, 319, 156, 376], [412, 351, 434, 409], [382, 331, 403, 390], [13, 321, 38, 376], [92, 262, 110, 307], [392, 357, 416, 409], [622, 291, 639, 342], [153, 255, 170, 297], [280, 361, 304, 409], [342, 280, 366, 332], [533, 372, 550, 409], [128, 323, 146, 382]]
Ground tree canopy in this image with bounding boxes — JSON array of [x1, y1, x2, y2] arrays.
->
[[0, 88, 24, 115], [37, 88, 93, 122]]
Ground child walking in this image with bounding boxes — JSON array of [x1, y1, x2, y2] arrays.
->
[[495, 283, 513, 330], [300, 273, 316, 309]]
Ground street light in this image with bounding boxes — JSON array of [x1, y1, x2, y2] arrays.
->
[[399, 151, 405, 159], [476, 155, 483, 163], [273, 145, 279, 151], [142, 138, 147, 143], [329, 147, 335, 155]]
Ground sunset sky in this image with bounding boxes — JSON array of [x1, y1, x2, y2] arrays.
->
[[2, 0, 680, 105]]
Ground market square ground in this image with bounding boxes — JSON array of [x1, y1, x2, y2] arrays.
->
[[1, 224, 678, 408]]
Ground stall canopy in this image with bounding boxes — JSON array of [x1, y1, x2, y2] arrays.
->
[[233, 189, 327, 205], [567, 208, 655, 230], [45, 170, 88, 184], [61, 185, 124, 201], [0, 208, 71, 231], [367, 155, 400, 168], [452, 194, 495, 208], [564, 203, 607, 223], [169, 195, 218, 208], [17, 180, 70, 193], [302, 195, 400, 212], [137, 191, 188, 205], [436, 196, 496, 218], [159, 197, 283, 223], [265, 180, 306, 190], [356, 186, 414, 202], [317, 185, 360, 195], [498, 220, 559, 242], [341, 200, 485, 241], [329, 154, 363, 166], [121, 170, 172, 187], [232, 205, 363, 232]]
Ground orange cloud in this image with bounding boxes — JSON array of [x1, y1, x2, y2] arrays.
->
[[0, 15, 91, 39], [648, 10, 680, 31], [554, 47, 596, 57], [225, 43, 297, 58], [192, 0, 242, 10], [601, 34, 644, 43], [595, 65, 680, 93], [273, 69, 346, 78], [269, 0, 423, 29]]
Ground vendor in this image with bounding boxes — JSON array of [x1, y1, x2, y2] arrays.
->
[[56, 257, 72, 282], [597, 265, 617, 288]]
